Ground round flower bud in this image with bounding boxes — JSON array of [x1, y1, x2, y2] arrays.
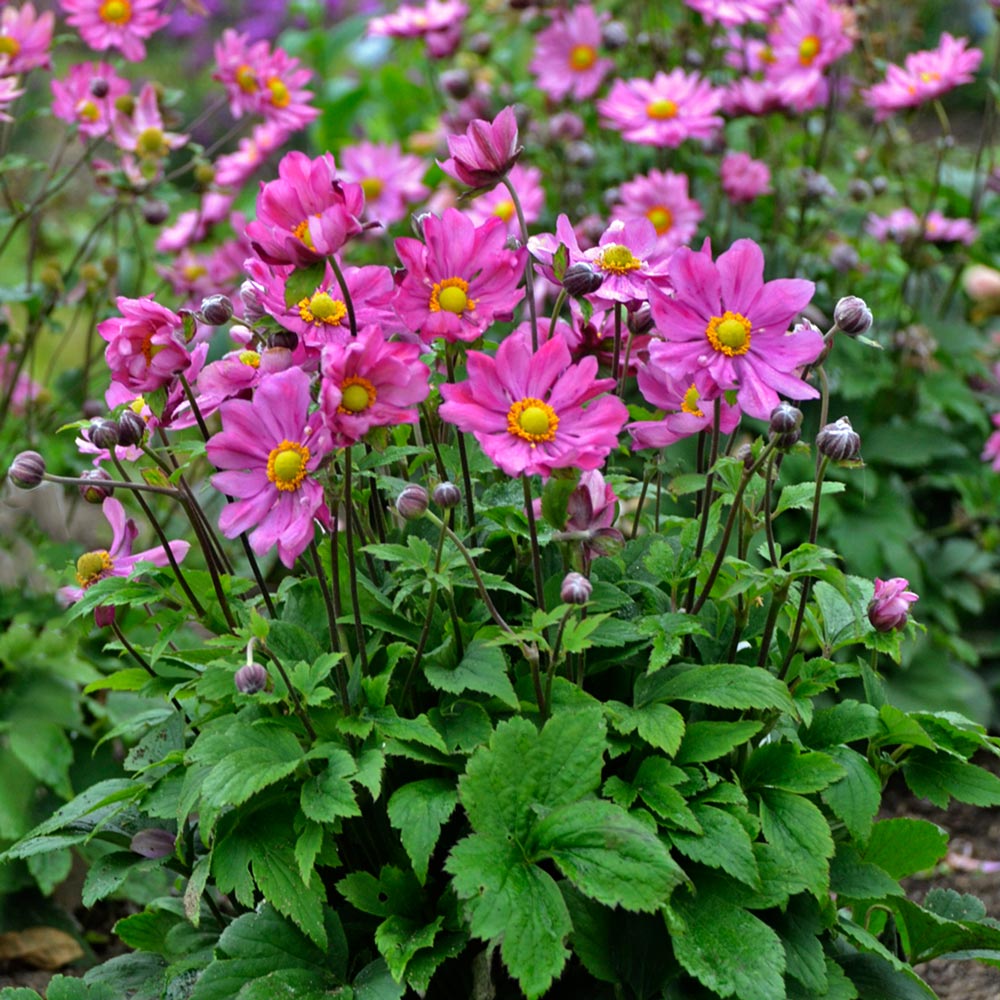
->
[[566, 141, 595, 168], [141, 199, 170, 225], [432, 481, 462, 509], [89, 76, 110, 98], [833, 296, 873, 337], [193, 161, 216, 188], [562, 262, 603, 297], [82, 398, 105, 419], [269, 329, 298, 352], [79, 468, 114, 504], [94, 605, 117, 629], [829, 243, 859, 273], [769, 402, 803, 436], [815, 416, 861, 462], [440, 68, 473, 100], [848, 179, 872, 203], [627, 303, 654, 336], [466, 31, 492, 56], [129, 828, 176, 859], [602, 21, 629, 50], [867, 577, 918, 632], [561, 572, 593, 606], [259, 347, 294, 373], [234, 663, 268, 694], [199, 294, 234, 326], [8, 450, 45, 488], [117, 408, 146, 448], [89, 418, 120, 451], [549, 111, 585, 142], [733, 442, 755, 470], [396, 484, 429, 520]]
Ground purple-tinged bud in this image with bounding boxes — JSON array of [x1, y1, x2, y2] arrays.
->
[[433, 481, 462, 509], [734, 442, 754, 470], [505, 234, 523, 252], [466, 31, 492, 56], [199, 294, 234, 326], [396, 484, 429, 520], [259, 347, 294, 373], [561, 572, 593, 606], [89, 418, 120, 451], [602, 20, 629, 49], [141, 199, 170, 225], [8, 450, 45, 488], [566, 141, 595, 168], [269, 329, 298, 352], [848, 179, 872, 203], [871, 175, 889, 196], [89, 76, 110, 98], [867, 577, 918, 632], [82, 398, 105, 419], [80, 468, 114, 504], [117, 408, 146, 448], [129, 828, 176, 859], [94, 605, 117, 629], [562, 262, 603, 297], [627, 303, 654, 336], [769, 402, 803, 436], [239, 280, 266, 322], [235, 662, 268, 694], [829, 243, 859, 273], [440, 68, 473, 100], [548, 111, 584, 142], [816, 416, 861, 462], [833, 296, 873, 337]]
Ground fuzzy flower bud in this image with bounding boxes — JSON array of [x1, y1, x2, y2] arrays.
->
[[815, 416, 861, 462], [234, 663, 268, 694], [561, 572, 593, 606], [769, 402, 803, 436], [8, 450, 45, 488], [833, 296, 873, 337], [432, 481, 462, 509], [89, 418, 120, 451], [562, 262, 603, 297], [867, 577, 918, 632], [199, 294, 234, 326], [79, 468, 114, 504], [117, 408, 146, 448], [396, 484, 429, 520]]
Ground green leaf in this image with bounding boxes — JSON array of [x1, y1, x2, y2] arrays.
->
[[387, 778, 459, 884], [902, 749, 1000, 808], [374, 915, 442, 982], [774, 481, 846, 516], [424, 638, 518, 708], [605, 700, 685, 755], [774, 895, 827, 994], [352, 957, 406, 1000], [83, 952, 168, 999], [637, 663, 795, 714], [82, 851, 166, 907], [802, 700, 881, 748], [821, 747, 881, 843], [283, 261, 328, 308], [671, 805, 760, 889], [674, 720, 763, 764], [862, 818, 948, 879], [758, 789, 833, 898], [300, 750, 360, 822], [830, 843, 904, 900], [235, 970, 333, 1000], [836, 952, 936, 1000], [540, 473, 578, 529], [742, 743, 844, 793], [530, 799, 685, 911], [666, 887, 786, 1000]]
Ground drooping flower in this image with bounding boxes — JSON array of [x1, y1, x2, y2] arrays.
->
[[318, 325, 430, 446], [597, 70, 724, 148], [862, 33, 982, 121], [868, 577, 918, 632], [393, 208, 525, 343], [646, 238, 821, 420], [529, 5, 615, 103], [438, 329, 628, 478], [50, 61, 129, 138], [59, 0, 170, 62], [367, 0, 468, 59], [555, 469, 624, 565], [720, 152, 772, 204], [0, 2, 55, 74], [207, 367, 332, 568], [464, 163, 545, 236], [610, 168, 703, 257], [99, 295, 191, 393], [439, 105, 522, 189], [338, 140, 429, 226]]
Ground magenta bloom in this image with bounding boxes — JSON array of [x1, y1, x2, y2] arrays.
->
[[339, 141, 429, 226], [647, 239, 821, 420], [367, 0, 468, 59], [868, 578, 918, 633], [862, 33, 982, 122], [684, 0, 780, 27], [111, 82, 187, 159], [0, 2, 55, 74], [207, 368, 332, 569], [439, 105, 522, 189], [982, 413, 1000, 472], [393, 208, 525, 343], [318, 325, 430, 446], [59, 496, 190, 612], [99, 296, 191, 394], [865, 207, 976, 246], [51, 61, 129, 138], [246, 151, 366, 267], [0, 75, 23, 121], [611, 168, 703, 257], [529, 5, 614, 102], [464, 164, 544, 236], [720, 152, 772, 204], [59, 0, 169, 62], [597, 70, 723, 148], [438, 330, 628, 478]]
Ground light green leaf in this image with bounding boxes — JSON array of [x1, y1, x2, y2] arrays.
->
[[424, 638, 518, 708], [902, 749, 1000, 808], [675, 720, 763, 764], [374, 915, 442, 982], [862, 818, 948, 879], [775, 481, 845, 516], [387, 778, 459, 884], [300, 750, 360, 822], [821, 746, 881, 843], [637, 663, 795, 714], [82, 851, 166, 907], [742, 742, 844, 793]]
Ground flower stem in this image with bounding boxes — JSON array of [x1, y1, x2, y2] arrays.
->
[[309, 540, 350, 711], [343, 446, 369, 676], [501, 174, 539, 352], [522, 474, 547, 613], [259, 641, 316, 741], [445, 345, 477, 530], [327, 254, 358, 338]]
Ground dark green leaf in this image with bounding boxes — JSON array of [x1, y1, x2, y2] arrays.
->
[[424, 638, 518, 708], [862, 818, 948, 880], [387, 778, 459, 884], [637, 663, 795, 714]]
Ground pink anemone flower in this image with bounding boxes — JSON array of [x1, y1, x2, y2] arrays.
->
[[59, 0, 170, 62], [438, 329, 628, 478], [338, 140, 429, 226], [51, 61, 129, 138], [0, 2, 55, 74], [529, 5, 614, 102], [99, 295, 191, 394], [439, 105, 522, 189], [611, 169, 703, 258], [207, 367, 332, 569]]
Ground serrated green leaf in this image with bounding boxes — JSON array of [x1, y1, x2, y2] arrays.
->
[[902, 749, 1000, 808], [300, 750, 359, 822], [821, 746, 881, 843], [352, 957, 406, 1000], [802, 700, 881, 748], [82, 851, 166, 907], [374, 915, 442, 982], [606, 700, 685, 755], [759, 789, 833, 898], [424, 638, 518, 708], [114, 906, 183, 954], [283, 261, 328, 308], [387, 778, 459, 884], [633, 757, 699, 830], [671, 805, 760, 889], [774, 481, 845, 515], [637, 663, 795, 714], [774, 895, 827, 994], [294, 822, 325, 886], [830, 843, 904, 900], [743, 742, 844, 793], [674, 720, 764, 764], [235, 970, 332, 1000], [862, 818, 948, 879], [836, 952, 936, 999], [83, 668, 151, 694]]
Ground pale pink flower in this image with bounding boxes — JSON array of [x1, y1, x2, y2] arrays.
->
[[338, 140, 429, 226], [0, 75, 23, 121], [685, 0, 780, 27], [611, 168, 703, 256], [0, 2, 55, 74], [982, 413, 1000, 473], [50, 61, 129, 138], [464, 163, 544, 236], [529, 5, 614, 102], [99, 295, 191, 393], [868, 578, 918, 632], [59, 0, 170, 63], [721, 152, 772, 204], [367, 0, 468, 59], [111, 82, 188, 160], [213, 122, 289, 190], [865, 207, 976, 246]]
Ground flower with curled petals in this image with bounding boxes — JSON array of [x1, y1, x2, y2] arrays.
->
[[439, 105, 522, 189], [99, 295, 190, 394]]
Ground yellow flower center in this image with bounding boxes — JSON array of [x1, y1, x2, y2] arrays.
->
[[99, 0, 131, 24], [493, 199, 515, 223], [705, 311, 752, 356], [569, 44, 597, 71], [235, 64, 257, 93], [293, 217, 318, 250], [681, 383, 704, 418], [920, 70, 941, 84], [77, 99, 100, 122], [136, 126, 167, 158], [141, 335, 167, 363], [238, 350, 261, 368], [182, 263, 207, 281], [339, 376, 377, 413], [646, 98, 678, 120], [0, 36, 21, 57], [267, 77, 290, 108], [76, 550, 113, 588], [298, 291, 347, 326], [507, 397, 559, 446], [799, 34, 821, 66], [646, 205, 673, 235], [430, 277, 475, 315], [266, 440, 310, 492], [129, 397, 145, 414], [361, 177, 384, 199], [597, 244, 643, 275]]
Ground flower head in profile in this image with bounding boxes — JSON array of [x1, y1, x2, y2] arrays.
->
[[0, 2, 55, 74], [611, 168, 703, 257], [338, 140, 429, 226], [99, 295, 191, 393], [0, 75, 24, 122], [647, 239, 821, 420], [868, 577, 918, 632], [51, 61, 129, 138], [438, 329, 628, 478], [207, 367, 332, 568], [59, 0, 170, 62], [111, 82, 188, 161], [683, 0, 781, 27], [439, 105, 522, 189], [529, 5, 614, 102]]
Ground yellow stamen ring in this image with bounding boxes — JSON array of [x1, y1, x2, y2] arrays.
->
[[681, 383, 704, 418], [597, 244, 644, 275], [238, 350, 261, 368], [266, 440, 310, 492], [646, 205, 673, 235], [646, 98, 678, 120], [429, 276, 476, 315], [507, 397, 559, 447], [76, 550, 113, 588], [298, 291, 347, 326], [99, 0, 131, 25], [705, 311, 752, 356], [569, 44, 597, 71]]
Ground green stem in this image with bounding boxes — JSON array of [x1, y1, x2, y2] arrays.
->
[[501, 174, 539, 352], [522, 474, 547, 613], [310, 540, 349, 711], [327, 254, 358, 338], [343, 447, 369, 676]]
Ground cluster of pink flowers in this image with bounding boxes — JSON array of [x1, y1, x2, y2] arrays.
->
[[0, 2, 52, 119], [865, 207, 977, 246]]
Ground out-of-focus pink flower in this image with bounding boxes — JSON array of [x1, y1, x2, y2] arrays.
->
[[529, 5, 614, 102], [0, 2, 55, 74], [438, 329, 628, 479], [155, 191, 234, 254], [862, 33, 982, 121], [338, 140, 429, 226], [439, 105, 522, 189], [865, 207, 976, 246], [59, 0, 170, 62], [111, 82, 188, 160], [0, 75, 23, 121], [721, 76, 789, 117], [464, 163, 544, 236], [213, 122, 289, 190], [684, 0, 781, 27], [367, 0, 468, 59], [611, 168, 702, 257], [0, 343, 42, 414], [99, 295, 191, 393], [867, 577, 918, 632], [982, 412, 1000, 473], [51, 61, 129, 138], [597, 70, 724, 148], [721, 152, 772, 204]]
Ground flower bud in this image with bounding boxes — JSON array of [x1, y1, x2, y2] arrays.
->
[[89, 76, 110, 98], [440, 68, 473, 100], [734, 442, 755, 470], [433, 481, 462, 509], [549, 111, 584, 142], [829, 243, 859, 273], [565, 141, 595, 168], [89, 418, 120, 451], [833, 296, 873, 336], [239, 280, 266, 322], [234, 662, 268, 694], [269, 329, 298, 352], [815, 416, 861, 462], [199, 294, 234, 326], [562, 262, 603, 297], [259, 347, 294, 373], [129, 828, 176, 859], [466, 31, 492, 56], [94, 605, 117, 629], [769, 402, 803, 435], [561, 571, 593, 606], [602, 21, 629, 49], [396, 484, 429, 520], [867, 577, 918, 632], [117, 408, 146, 447], [141, 199, 170, 225], [8, 450, 45, 488], [79, 468, 114, 504], [192, 161, 216, 188], [627, 302, 654, 336]]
